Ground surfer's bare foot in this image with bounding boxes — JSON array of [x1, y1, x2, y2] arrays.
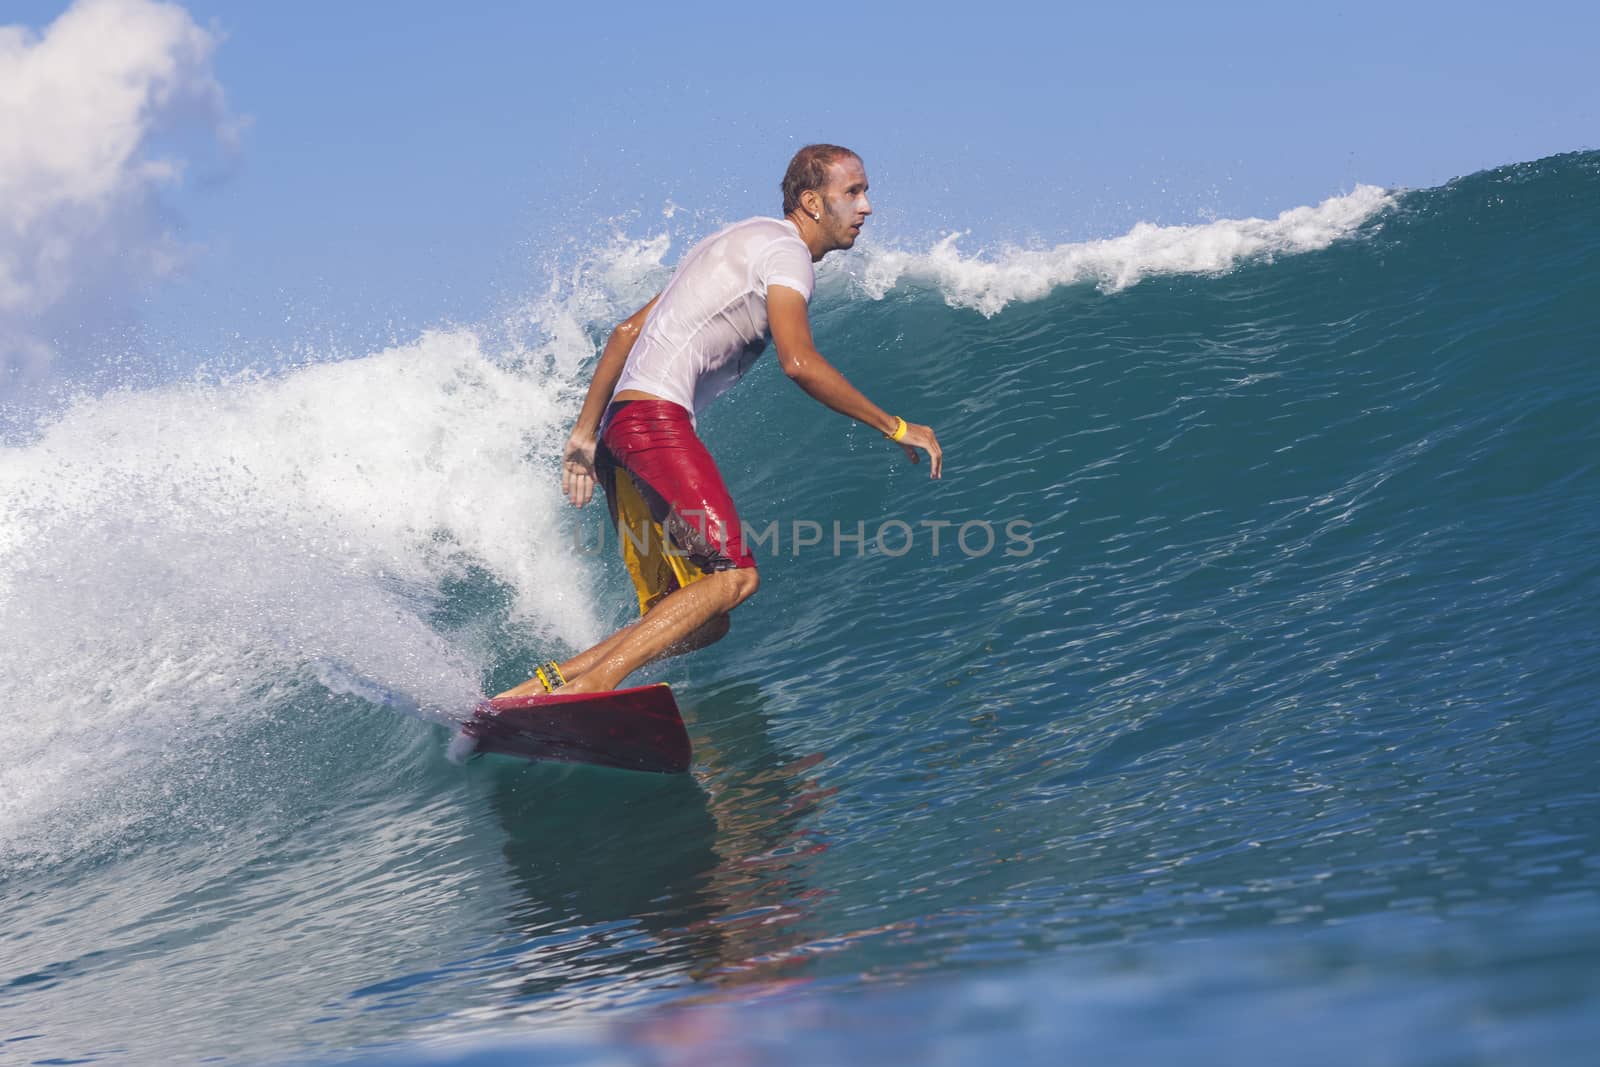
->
[[493, 677, 548, 700]]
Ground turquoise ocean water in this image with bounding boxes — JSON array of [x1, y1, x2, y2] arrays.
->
[[2, 151, 1598, 1065]]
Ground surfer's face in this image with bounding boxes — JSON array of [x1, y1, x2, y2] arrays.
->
[[817, 157, 871, 251]]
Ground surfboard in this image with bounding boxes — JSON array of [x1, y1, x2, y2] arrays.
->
[[458, 683, 691, 773]]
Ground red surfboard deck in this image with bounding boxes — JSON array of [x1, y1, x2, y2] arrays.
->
[[461, 683, 690, 773]]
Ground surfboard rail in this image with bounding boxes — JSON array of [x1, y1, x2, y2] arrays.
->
[[460, 682, 690, 773]]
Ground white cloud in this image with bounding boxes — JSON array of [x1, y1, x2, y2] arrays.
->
[[0, 0, 236, 394]]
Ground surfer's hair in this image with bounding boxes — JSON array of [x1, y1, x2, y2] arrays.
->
[[782, 144, 861, 215]]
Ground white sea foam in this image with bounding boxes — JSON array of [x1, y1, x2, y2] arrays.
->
[[854, 185, 1394, 316], [507, 231, 673, 380], [0, 329, 605, 865]]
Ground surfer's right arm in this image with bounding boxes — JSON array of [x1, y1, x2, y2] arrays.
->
[[562, 295, 660, 507]]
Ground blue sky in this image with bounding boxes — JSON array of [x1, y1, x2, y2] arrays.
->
[[2, 0, 1596, 388]]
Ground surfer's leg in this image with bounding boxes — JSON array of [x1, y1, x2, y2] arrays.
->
[[492, 608, 734, 701], [491, 619, 641, 699], [554, 603, 728, 680], [496, 400, 754, 699], [556, 568, 756, 694], [565, 398, 754, 690], [667, 611, 731, 654]]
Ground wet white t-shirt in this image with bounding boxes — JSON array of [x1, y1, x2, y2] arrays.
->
[[613, 217, 815, 419]]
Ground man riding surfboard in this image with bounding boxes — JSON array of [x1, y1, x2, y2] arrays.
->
[[497, 145, 942, 699]]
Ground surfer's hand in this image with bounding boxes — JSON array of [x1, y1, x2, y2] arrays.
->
[[562, 433, 598, 507], [897, 423, 943, 479]]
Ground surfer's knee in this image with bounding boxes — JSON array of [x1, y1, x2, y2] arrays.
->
[[718, 566, 759, 609]]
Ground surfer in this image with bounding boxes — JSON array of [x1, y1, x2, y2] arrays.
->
[[498, 145, 941, 699]]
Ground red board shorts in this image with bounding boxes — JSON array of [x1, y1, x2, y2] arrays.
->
[[595, 399, 756, 615]]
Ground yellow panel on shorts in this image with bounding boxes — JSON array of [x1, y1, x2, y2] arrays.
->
[[613, 469, 704, 615]]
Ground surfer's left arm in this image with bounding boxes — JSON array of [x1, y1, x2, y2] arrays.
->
[[768, 285, 943, 479], [562, 294, 660, 506]]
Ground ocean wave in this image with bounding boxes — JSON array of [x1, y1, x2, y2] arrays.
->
[[0, 179, 1406, 868], [852, 185, 1395, 315], [0, 330, 602, 867]]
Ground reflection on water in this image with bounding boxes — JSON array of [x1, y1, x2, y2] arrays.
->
[[483, 679, 834, 1010]]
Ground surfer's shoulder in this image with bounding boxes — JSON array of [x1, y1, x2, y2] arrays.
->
[[712, 216, 803, 243]]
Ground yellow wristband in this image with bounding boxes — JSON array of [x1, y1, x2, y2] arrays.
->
[[885, 416, 908, 442]]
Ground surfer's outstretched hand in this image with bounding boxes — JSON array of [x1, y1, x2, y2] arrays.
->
[[897, 422, 943, 480], [562, 432, 598, 507]]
